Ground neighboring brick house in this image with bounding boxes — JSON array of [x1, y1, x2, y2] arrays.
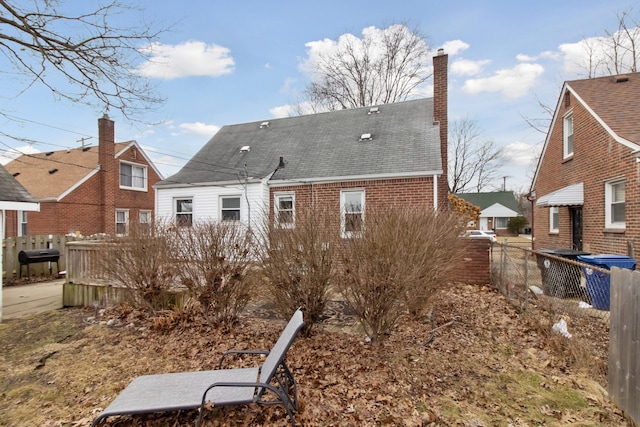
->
[[455, 191, 520, 235], [4, 115, 163, 237], [154, 51, 449, 231], [531, 72, 640, 254]]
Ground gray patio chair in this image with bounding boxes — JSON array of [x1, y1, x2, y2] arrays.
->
[[91, 308, 304, 427]]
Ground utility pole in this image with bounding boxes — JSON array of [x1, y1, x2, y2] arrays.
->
[[77, 136, 92, 149]]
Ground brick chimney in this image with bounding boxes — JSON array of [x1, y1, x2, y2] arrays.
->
[[433, 48, 449, 210], [98, 114, 116, 234]]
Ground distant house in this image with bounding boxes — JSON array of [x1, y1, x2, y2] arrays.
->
[[155, 51, 450, 233], [531, 72, 640, 253], [455, 191, 519, 234], [5, 115, 163, 237], [0, 163, 39, 320]]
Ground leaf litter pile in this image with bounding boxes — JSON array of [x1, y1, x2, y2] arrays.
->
[[0, 284, 628, 426]]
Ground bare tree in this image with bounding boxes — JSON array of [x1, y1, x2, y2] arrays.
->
[[0, 0, 165, 120], [448, 117, 503, 194], [304, 24, 431, 110]]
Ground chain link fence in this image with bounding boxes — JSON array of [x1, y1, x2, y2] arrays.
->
[[490, 239, 611, 323]]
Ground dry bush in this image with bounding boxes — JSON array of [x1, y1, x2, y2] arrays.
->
[[256, 207, 337, 335], [102, 222, 177, 313], [170, 221, 254, 325], [337, 207, 465, 343]]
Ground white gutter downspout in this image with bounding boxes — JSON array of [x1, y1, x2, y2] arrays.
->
[[433, 175, 438, 211]]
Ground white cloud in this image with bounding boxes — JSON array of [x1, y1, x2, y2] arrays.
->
[[517, 51, 560, 62], [441, 39, 469, 56], [269, 101, 318, 118], [502, 141, 542, 167], [462, 63, 544, 98], [450, 58, 490, 76], [135, 41, 235, 79], [178, 122, 221, 136], [0, 145, 40, 165]]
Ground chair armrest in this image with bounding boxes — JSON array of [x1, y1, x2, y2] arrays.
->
[[218, 349, 270, 368]]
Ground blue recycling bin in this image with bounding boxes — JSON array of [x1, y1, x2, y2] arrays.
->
[[577, 255, 637, 310]]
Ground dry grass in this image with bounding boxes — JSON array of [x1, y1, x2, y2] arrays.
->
[[0, 284, 628, 427]]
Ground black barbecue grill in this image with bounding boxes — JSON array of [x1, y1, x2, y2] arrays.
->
[[18, 249, 60, 278]]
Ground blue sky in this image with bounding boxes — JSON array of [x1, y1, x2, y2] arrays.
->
[[0, 0, 636, 193]]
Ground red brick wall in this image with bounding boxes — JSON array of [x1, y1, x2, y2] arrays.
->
[[450, 238, 491, 284], [270, 176, 435, 223], [533, 89, 637, 255]]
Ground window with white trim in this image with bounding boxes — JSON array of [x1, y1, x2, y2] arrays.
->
[[116, 209, 129, 235], [120, 162, 148, 191], [563, 113, 574, 159], [140, 210, 152, 224], [274, 193, 295, 228], [549, 207, 559, 233], [495, 217, 508, 229], [220, 196, 241, 222], [341, 190, 364, 238], [605, 179, 625, 228], [175, 198, 193, 227], [18, 211, 27, 236]]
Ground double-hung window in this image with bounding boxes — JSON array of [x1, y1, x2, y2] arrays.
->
[[563, 113, 574, 159], [120, 162, 147, 191], [549, 207, 559, 233], [220, 196, 241, 222], [18, 211, 27, 236], [139, 210, 152, 232], [274, 193, 295, 228], [175, 198, 193, 227], [116, 209, 129, 235], [341, 190, 364, 238], [605, 179, 625, 228]]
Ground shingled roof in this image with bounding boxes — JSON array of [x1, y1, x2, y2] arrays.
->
[[5, 142, 130, 200], [455, 191, 519, 211], [157, 98, 441, 187], [567, 72, 640, 144], [0, 163, 37, 204]]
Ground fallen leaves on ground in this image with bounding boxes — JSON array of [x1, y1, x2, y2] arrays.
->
[[0, 284, 626, 426]]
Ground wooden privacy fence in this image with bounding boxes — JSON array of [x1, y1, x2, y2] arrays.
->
[[2, 235, 90, 279], [609, 267, 640, 425]]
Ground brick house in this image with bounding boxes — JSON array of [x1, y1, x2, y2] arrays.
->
[[531, 72, 640, 254], [154, 51, 449, 230], [4, 115, 163, 237]]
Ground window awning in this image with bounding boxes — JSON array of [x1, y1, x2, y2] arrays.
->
[[536, 182, 583, 207]]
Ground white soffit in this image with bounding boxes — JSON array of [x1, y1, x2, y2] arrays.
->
[[536, 182, 584, 207]]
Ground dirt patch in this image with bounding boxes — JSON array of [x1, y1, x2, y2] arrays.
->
[[0, 284, 627, 426]]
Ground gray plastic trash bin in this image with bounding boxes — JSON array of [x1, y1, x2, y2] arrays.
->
[[536, 248, 590, 299], [577, 254, 637, 311]]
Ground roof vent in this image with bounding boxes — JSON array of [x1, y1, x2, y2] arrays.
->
[[45, 151, 54, 156], [368, 107, 379, 114], [82, 146, 91, 152], [48, 168, 58, 174], [359, 133, 373, 141], [260, 121, 270, 128], [12, 172, 19, 177], [612, 75, 629, 83], [240, 145, 251, 153]]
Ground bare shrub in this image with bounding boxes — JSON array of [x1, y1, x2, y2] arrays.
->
[[337, 207, 465, 343], [171, 221, 254, 326], [256, 207, 337, 335], [102, 222, 177, 313]]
